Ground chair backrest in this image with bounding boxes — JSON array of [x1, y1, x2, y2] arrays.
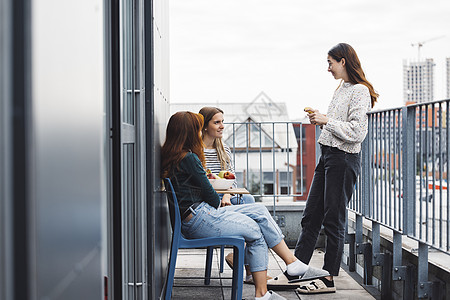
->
[[164, 178, 181, 235]]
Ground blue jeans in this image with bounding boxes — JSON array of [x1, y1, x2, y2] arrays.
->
[[181, 202, 284, 272], [294, 145, 361, 276], [219, 193, 255, 205]]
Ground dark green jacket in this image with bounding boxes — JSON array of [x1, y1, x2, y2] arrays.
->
[[170, 152, 220, 216]]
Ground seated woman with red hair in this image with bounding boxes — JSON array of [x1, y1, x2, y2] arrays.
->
[[161, 111, 329, 300]]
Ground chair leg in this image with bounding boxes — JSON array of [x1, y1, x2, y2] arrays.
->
[[219, 245, 225, 273], [231, 245, 244, 300], [204, 246, 214, 285], [165, 248, 179, 300]]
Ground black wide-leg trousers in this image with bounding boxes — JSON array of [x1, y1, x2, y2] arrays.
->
[[294, 145, 361, 276]]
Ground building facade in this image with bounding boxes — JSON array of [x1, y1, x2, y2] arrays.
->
[[403, 58, 435, 104], [0, 0, 171, 299], [293, 123, 317, 200]]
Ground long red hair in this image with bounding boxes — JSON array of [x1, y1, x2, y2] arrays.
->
[[161, 111, 206, 178], [328, 43, 379, 107]]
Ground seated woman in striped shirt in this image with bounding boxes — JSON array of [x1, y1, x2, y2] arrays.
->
[[199, 106, 255, 206], [199, 106, 263, 284]]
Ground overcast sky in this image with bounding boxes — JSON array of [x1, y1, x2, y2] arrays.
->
[[169, 0, 450, 120]]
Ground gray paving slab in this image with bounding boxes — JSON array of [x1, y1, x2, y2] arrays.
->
[[171, 248, 376, 300], [333, 273, 366, 291], [174, 268, 222, 285], [178, 248, 208, 255], [175, 255, 213, 269], [171, 286, 224, 300], [297, 289, 375, 300]]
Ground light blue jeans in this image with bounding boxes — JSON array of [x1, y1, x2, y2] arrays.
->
[[219, 193, 256, 205], [181, 202, 284, 272]]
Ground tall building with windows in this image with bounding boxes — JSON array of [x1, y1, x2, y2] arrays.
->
[[403, 58, 435, 104], [447, 57, 450, 99]]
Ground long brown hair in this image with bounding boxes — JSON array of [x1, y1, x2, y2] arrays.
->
[[199, 107, 231, 170], [161, 111, 206, 178], [328, 43, 379, 107]]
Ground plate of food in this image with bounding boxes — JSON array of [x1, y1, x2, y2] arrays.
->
[[206, 169, 235, 190]]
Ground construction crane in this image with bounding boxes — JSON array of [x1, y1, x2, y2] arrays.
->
[[411, 35, 445, 61]]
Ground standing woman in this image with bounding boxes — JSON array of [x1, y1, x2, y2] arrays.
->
[[199, 107, 255, 206], [293, 43, 378, 294]]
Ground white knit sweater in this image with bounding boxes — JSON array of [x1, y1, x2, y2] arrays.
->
[[318, 82, 371, 153]]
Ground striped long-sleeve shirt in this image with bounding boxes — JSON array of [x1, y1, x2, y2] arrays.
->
[[204, 145, 237, 188]]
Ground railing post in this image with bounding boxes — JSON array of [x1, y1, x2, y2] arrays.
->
[[345, 131, 370, 275], [372, 222, 392, 300], [401, 106, 415, 236], [354, 137, 372, 285], [347, 233, 356, 272], [392, 231, 414, 299], [355, 214, 372, 285], [403, 107, 434, 299], [344, 209, 356, 272], [418, 242, 433, 299], [361, 128, 371, 218]]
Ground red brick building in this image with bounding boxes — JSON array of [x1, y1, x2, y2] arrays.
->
[[293, 123, 317, 201]]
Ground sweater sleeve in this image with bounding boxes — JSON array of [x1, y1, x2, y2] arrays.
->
[[323, 84, 371, 143], [184, 153, 221, 209]]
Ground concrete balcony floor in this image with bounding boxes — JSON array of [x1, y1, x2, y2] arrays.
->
[[171, 248, 377, 300]]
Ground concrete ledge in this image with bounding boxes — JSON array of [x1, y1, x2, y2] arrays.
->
[[264, 202, 326, 250], [264, 203, 305, 247]]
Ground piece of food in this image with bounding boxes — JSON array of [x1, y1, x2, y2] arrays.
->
[[218, 170, 235, 179], [206, 169, 219, 179], [304, 107, 315, 114], [223, 171, 235, 179]]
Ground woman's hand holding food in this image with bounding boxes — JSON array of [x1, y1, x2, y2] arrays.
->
[[304, 107, 328, 126]]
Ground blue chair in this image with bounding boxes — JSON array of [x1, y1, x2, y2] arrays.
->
[[163, 178, 245, 300]]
